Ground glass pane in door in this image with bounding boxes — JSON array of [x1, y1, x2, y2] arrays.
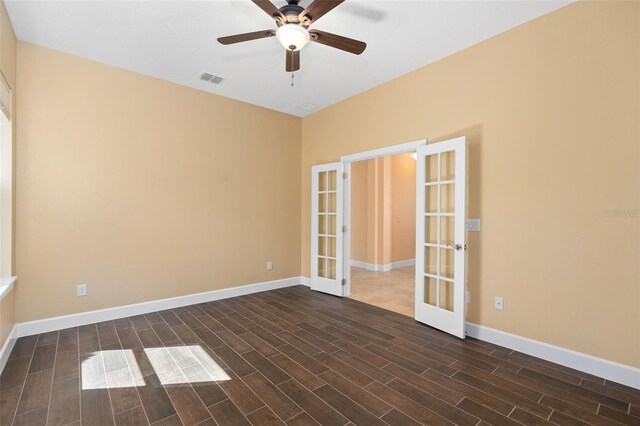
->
[[425, 186, 438, 213], [319, 193, 327, 213], [318, 258, 326, 278], [441, 216, 454, 246], [311, 162, 344, 297], [327, 215, 336, 235], [426, 154, 438, 182], [424, 277, 437, 306], [328, 170, 337, 191], [328, 193, 337, 213], [327, 259, 336, 280], [425, 247, 437, 275], [423, 149, 457, 311], [440, 248, 454, 280], [318, 237, 326, 256], [441, 151, 456, 181], [319, 171, 327, 191], [318, 215, 326, 234], [441, 184, 455, 213], [440, 281, 454, 312], [315, 168, 339, 283], [327, 237, 336, 258], [425, 216, 438, 244]]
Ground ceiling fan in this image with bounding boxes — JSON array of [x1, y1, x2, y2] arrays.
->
[[217, 0, 366, 72]]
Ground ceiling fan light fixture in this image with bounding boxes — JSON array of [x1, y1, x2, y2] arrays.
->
[[276, 24, 310, 51]]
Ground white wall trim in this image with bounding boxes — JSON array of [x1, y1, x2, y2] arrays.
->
[[466, 323, 640, 390], [341, 138, 427, 299], [350, 259, 415, 272], [350, 260, 371, 270], [0, 325, 16, 374], [391, 259, 416, 269], [300, 276, 311, 287], [0, 276, 17, 301], [340, 139, 427, 163], [277, 290, 638, 388], [14, 276, 304, 338], [9, 275, 637, 389]]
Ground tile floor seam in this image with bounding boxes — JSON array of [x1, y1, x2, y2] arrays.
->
[[11, 337, 39, 425], [114, 324, 151, 426], [44, 332, 60, 426]]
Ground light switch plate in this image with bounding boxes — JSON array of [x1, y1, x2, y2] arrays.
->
[[466, 219, 481, 232], [77, 284, 87, 297]]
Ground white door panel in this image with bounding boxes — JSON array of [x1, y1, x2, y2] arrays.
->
[[311, 162, 344, 296], [415, 137, 466, 338]]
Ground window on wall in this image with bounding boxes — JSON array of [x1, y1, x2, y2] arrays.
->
[[0, 72, 12, 277]]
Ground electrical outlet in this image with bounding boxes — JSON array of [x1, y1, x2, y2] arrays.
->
[[266, 261, 273, 270], [465, 291, 471, 304], [495, 296, 504, 310], [77, 284, 87, 297]]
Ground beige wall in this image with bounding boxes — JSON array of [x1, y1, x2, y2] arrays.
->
[[16, 42, 301, 323], [350, 161, 368, 262], [0, 288, 14, 346], [0, 0, 16, 350], [302, 1, 640, 367], [9, 0, 639, 370], [390, 153, 416, 263], [366, 157, 392, 266], [350, 153, 416, 265], [1, 0, 16, 277]]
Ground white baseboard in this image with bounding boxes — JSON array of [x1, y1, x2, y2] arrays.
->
[[15, 276, 304, 338], [466, 323, 640, 390], [0, 325, 17, 373], [8, 276, 637, 389], [284, 287, 639, 388], [351, 259, 415, 272], [300, 276, 311, 287]]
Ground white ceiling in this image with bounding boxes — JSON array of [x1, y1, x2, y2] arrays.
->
[[6, 0, 572, 117]]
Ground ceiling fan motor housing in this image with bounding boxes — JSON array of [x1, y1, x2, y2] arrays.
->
[[280, 3, 305, 23]]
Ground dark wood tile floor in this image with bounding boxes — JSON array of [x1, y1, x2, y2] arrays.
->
[[1, 286, 638, 426]]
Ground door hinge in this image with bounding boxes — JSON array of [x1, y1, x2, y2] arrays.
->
[[341, 279, 346, 286], [342, 172, 347, 179], [342, 225, 347, 233]]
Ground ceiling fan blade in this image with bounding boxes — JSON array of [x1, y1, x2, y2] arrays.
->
[[251, 0, 285, 23], [217, 30, 275, 45], [309, 29, 366, 55], [299, 0, 344, 25], [286, 50, 300, 72]]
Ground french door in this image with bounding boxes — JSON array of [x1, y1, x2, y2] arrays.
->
[[415, 137, 467, 338], [310, 162, 345, 296]]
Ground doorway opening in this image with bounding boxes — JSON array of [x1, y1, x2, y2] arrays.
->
[[310, 137, 467, 338], [347, 152, 416, 317]]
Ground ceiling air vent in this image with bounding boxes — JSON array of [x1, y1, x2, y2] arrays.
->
[[297, 102, 318, 112], [200, 73, 225, 84]]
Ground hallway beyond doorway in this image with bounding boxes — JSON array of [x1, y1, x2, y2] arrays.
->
[[349, 266, 414, 317]]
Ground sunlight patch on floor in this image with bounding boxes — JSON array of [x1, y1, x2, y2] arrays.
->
[[81, 345, 230, 390]]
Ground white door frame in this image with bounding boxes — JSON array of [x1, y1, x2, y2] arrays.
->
[[339, 139, 427, 297]]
